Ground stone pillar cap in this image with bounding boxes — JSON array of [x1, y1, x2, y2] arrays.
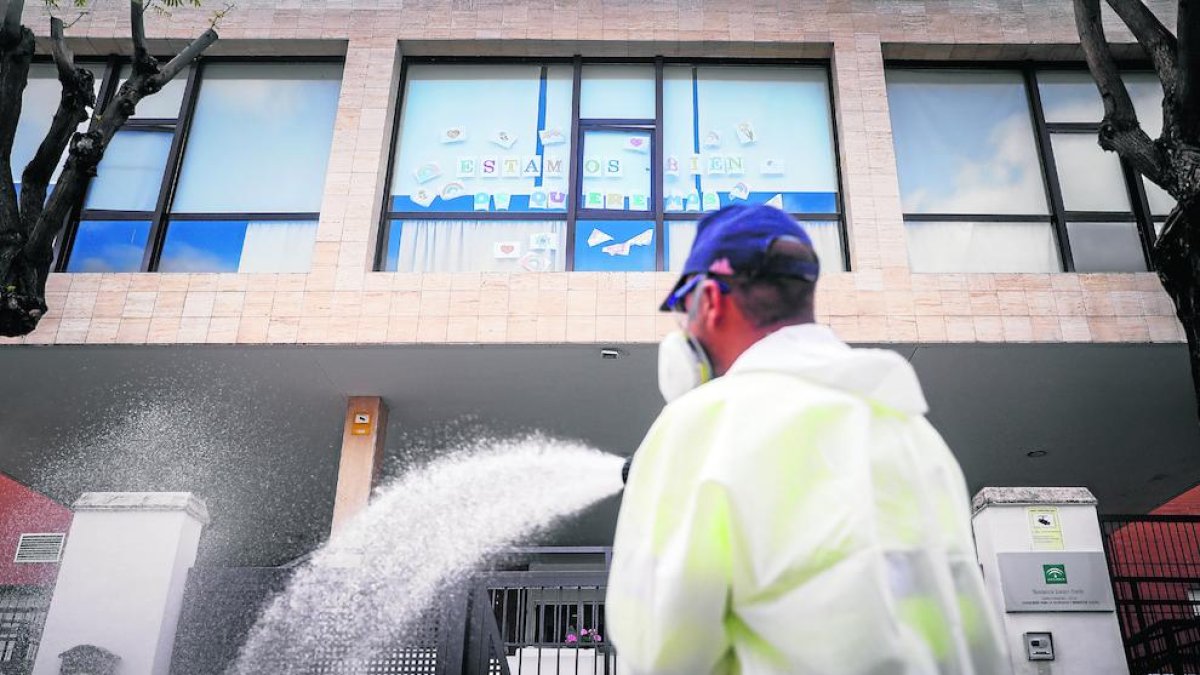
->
[[73, 492, 210, 525], [972, 487, 1097, 514]]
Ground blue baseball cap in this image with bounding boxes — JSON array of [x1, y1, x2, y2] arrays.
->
[[661, 204, 820, 311]]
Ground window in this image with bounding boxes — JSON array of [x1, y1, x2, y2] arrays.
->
[[380, 60, 845, 273], [887, 66, 1169, 274], [38, 59, 343, 273]]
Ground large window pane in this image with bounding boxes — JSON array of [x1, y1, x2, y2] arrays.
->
[[119, 65, 189, 118], [580, 65, 655, 119], [172, 63, 343, 213], [1050, 133, 1131, 212], [1126, 72, 1165, 138], [1144, 178, 1176, 216], [1038, 70, 1165, 137], [13, 63, 99, 190], [84, 130, 172, 211], [667, 219, 844, 273], [887, 70, 1049, 215], [906, 221, 1061, 273], [1067, 222, 1147, 272], [574, 220, 656, 271], [389, 65, 573, 214], [65, 220, 150, 272], [1038, 71, 1105, 123], [385, 220, 566, 273], [664, 66, 839, 214], [160, 219, 317, 272], [580, 129, 652, 212]]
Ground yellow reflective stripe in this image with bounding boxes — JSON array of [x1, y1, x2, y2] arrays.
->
[[897, 596, 952, 660]]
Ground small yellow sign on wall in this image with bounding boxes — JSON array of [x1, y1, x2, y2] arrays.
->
[[1028, 507, 1065, 551], [350, 412, 372, 436]]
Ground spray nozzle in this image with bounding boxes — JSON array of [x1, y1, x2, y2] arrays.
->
[[621, 455, 633, 485]]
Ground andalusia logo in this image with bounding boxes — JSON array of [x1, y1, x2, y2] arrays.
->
[[1043, 564, 1067, 585]]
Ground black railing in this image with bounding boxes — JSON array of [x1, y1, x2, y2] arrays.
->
[[170, 562, 617, 675], [1101, 515, 1200, 674], [458, 571, 617, 675], [0, 586, 51, 675]]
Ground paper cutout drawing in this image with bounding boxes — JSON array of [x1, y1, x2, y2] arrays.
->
[[539, 128, 566, 145], [490, 130, 518, 149], [588, 228, 615, 247], [736, 121, 756, 145], [414, 162, 442, 184], [601, 228, 654, 257]]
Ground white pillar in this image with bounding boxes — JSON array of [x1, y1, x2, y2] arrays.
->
[[972, 487, 1127, 675], [33, 492, 209, 675]]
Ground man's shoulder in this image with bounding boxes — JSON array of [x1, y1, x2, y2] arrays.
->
[[665, 369, 857, 418]]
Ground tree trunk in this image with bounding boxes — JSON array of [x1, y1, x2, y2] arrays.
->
[[1153, 198, 1200, 421], [0, 3, 217, 338], [0, 247, 48, 336]]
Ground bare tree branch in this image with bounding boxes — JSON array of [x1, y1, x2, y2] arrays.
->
[[18, 17, 93, 235], [25, 7, 218, 262], [1105, 0, 1179, 136], [1180, 0, 1200, 143], [0, 0, 33, 232], [1074, 0, 1169, 186], [0, 0, 24, 44], [48, 15, 72, 79], [129, 0, 157, 76], [152, 25, 215, 86]]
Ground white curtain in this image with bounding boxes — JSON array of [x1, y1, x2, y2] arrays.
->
[[238, 221, 318, 273], [667, 221, 845, 273], [905, 221, 1061, 273], [395, 220, 566, 272]]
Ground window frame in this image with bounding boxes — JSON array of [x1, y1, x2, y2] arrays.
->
[[377, 56, 849, 273], [51, 55, 344, 273], [886, 60, 1161, 273]]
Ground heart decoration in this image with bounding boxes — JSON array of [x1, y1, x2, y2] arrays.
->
[[501, 244, 515, 254]]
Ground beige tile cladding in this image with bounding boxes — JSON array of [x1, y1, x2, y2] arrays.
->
[[1, 0, 1183, 346]]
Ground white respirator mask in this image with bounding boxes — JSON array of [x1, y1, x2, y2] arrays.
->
[[657, 330, 715, 403]]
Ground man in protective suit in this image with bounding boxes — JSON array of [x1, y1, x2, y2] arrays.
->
[[607, 204, 1008, 674]]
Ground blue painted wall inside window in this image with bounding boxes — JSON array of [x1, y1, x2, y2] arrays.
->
[[160, 220, 251, 272], [160, 219, 318, 273], [574, 220, 657, 272], [66, 220, 151, 272]]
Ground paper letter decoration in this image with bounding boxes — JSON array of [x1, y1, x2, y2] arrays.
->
[[457, 157, 477, 178], [522, 156, 542, 178], [543, 156, 565, 179]]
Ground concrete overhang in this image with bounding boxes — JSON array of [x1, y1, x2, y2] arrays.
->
[[0, 342, 1195, 566]]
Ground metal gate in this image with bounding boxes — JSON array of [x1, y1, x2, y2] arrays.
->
[[170, 567, 453, 674], [461, 571, 618, 675], [1101, 515, 1200, 674], [170, 566, 617, 674], [0, 586, 51, 675]]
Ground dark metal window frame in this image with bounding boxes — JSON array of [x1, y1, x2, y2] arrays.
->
[[52, 55, 343, 273], [886, 59, 1161, 273], [377, 56, 849, 272]]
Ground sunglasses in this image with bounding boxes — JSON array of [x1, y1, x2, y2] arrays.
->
[[664, 274, 732, 313]]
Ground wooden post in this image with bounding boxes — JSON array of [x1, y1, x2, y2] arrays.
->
[[330, 396, 388, 534]]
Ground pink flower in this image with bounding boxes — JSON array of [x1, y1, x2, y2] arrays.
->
[[595, 635, 603, 642], [566, 634, 578, 643]]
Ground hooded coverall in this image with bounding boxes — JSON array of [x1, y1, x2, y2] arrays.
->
[[607, 324, 1009, 674]]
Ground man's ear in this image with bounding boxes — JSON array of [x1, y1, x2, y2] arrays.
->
[[700, 279, 726, 330]]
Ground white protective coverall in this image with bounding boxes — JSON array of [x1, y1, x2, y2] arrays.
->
[[607, 323, 1009, 675]]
